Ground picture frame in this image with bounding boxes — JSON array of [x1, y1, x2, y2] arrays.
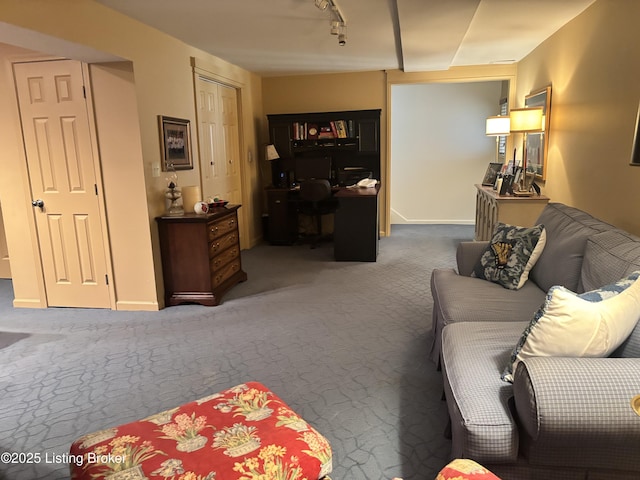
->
[[630, 100, 640, 166], [498, 97, 508, 161], [482, 162, 503, 186], [158, 116, 193, 171], [524, 86, 552, 180]]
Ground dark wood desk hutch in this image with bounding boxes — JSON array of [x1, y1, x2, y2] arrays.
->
[[267, 109, 381, 247], [156, 205, 247, 306]]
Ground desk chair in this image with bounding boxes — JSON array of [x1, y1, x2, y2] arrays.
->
[[298, 179, 338, 248]]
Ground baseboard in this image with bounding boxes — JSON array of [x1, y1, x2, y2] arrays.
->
[[13, 298, 46, 308], [115, 301, 160, 311], [391, 220, 475, 225]]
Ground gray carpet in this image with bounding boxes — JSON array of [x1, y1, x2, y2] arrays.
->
[[0, 224, 473, 480]]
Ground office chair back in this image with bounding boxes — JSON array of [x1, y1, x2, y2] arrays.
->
[[298, 179, 336, 248], [299, 179, 331, 203]]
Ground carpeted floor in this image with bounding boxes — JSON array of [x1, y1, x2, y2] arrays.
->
[[0, 224, 473, 480]]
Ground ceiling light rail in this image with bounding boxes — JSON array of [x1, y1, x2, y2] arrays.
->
[[315, 0, 347, 46]]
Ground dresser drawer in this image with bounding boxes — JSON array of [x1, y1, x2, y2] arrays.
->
[[210, 245, 240, 271], [208, 215, 238, 242], [211, 259, 242, 288], [208, 231, 239, 257]]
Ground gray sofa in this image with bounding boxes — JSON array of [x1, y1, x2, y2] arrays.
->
[[430, 202, 640, 479]]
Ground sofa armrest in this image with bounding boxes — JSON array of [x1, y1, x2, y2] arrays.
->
[[513, 357, 640, 471], [456, 241, 488, 276]]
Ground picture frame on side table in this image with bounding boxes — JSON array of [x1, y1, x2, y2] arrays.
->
[[159, 116, 193, 171], [482, 162, 503, 186]]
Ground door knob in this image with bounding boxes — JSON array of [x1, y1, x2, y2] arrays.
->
[[32, 199, 44, 209]]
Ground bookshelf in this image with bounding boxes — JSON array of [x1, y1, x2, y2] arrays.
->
[[267, 109, 381, 187]]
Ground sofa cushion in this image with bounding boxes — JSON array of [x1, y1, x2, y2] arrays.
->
[[502, 271, 640, 382], [529, 203, 613, 293], [429, 268, 546, 364], [442, 322, 526, 463], [471, 223, 546, 290], [580, 229, 640, 292]]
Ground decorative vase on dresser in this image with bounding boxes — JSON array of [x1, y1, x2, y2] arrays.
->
[[474, 184, 550, 241], [156, 205, 247, 306]]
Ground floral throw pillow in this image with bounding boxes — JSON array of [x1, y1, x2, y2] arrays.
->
[[436, 458, 501, 480], [502, 271, 640, 382], [471, 223, 546, 290]]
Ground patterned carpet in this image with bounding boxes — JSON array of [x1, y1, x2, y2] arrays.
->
[[0, 224, 473, 480]]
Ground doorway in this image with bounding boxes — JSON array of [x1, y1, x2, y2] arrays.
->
[[390, 81, 506, 225]]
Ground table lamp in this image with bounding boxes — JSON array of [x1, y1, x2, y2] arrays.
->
[[265, 144, 282, 187], [265, 144, 280, 162], [485, 116, 510, 162]]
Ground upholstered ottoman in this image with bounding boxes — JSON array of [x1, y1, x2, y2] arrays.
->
[[436, 459, 501, 480], [69, 381, 332, 479]]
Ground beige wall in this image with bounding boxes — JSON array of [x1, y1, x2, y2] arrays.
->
[[89, 62, 158, 310], [515, 0, 640, 235], [0, 203, 11, 279], [0, 43, 47, 307], [0, 0, 263, 309]]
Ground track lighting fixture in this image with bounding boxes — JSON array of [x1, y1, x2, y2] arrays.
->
[[314, 0, 347, 46], [314, 0, 329, 11]]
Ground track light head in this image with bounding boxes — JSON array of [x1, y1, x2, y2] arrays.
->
[[315, 0, 329, 11], [337, 23, 347, 45]]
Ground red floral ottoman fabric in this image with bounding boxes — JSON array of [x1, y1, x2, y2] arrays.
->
[[436, 459, 501, 480], [69, 381, 332, 480]]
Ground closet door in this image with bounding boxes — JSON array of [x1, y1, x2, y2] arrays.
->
[[196, 78, 242, 206]]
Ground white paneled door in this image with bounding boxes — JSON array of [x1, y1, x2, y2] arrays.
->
[[14, 59, 110, 308], [196, 77, 242, 206]]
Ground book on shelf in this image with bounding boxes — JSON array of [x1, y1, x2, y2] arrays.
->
[[318, 125, 335, 139], [335, 120, 348, 138], [291, 119, 352, 141], [329, 121, 339, 138]]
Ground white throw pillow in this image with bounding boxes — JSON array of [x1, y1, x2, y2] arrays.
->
[[502, 271, 640, 382]]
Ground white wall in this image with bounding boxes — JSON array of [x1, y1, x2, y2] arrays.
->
[[390, 81, 503, 224]]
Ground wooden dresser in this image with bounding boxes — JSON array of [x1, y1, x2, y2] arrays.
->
[[156, 205, 247, 306], [475, 184, 550, 241]]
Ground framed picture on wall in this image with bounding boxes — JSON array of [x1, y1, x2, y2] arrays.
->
[[630, 100, 640, 166], [524, 86, 552, 180], [158, 116, 193, 171]]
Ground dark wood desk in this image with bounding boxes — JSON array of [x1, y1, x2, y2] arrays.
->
[[266, 185, 380, 262], [333, 185, 379, 261]]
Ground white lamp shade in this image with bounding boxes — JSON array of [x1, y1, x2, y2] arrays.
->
[[509, 107, 544, 133], [265, 144, 280, 161], [485, 116, 511, 136]]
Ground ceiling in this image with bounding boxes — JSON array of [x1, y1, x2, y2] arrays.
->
[[95, 0, 596, 77]]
